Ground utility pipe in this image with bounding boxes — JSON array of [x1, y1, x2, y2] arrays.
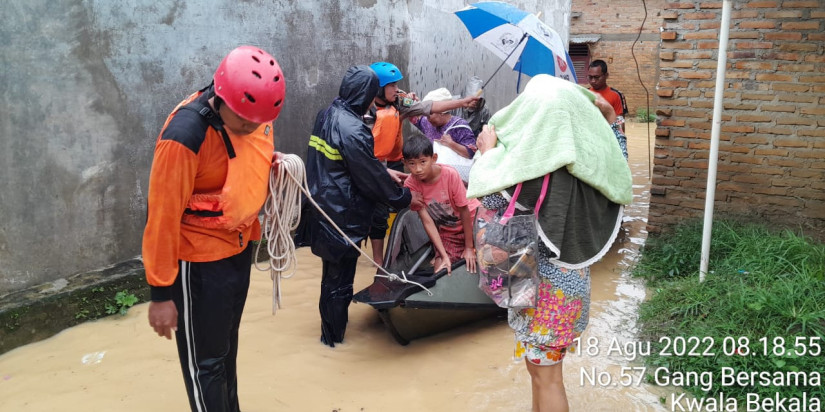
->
[[699, 0, 732, 283]]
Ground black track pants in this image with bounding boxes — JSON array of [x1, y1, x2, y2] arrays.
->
[[171, 245, 252, 412], [319, 254, 359, 346], [368, 160, 404, 240]]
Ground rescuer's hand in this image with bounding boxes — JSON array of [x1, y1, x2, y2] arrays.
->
[[148, 300, 178, 340]]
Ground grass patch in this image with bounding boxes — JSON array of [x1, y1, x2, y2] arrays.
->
[[633, 219, 825, 402], [636, 108, 657, 123]]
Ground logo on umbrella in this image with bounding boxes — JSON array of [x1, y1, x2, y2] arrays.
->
[[534, 22, 554, 41], [556, 55, 568, 73], [495, 33, 518, 53]]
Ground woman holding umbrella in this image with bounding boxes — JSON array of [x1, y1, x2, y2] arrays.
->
[[470, 74, 631, 412]]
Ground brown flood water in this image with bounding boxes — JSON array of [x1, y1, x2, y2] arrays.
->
[[0, 123, 673, 411]]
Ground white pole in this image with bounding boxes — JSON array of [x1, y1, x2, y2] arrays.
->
[[699, 0, 732, 283]]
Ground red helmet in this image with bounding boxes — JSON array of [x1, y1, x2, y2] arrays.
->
[[214, 46, 286, 123]]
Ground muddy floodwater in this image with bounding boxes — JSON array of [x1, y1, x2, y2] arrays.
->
[[0, 123, 675, 411]]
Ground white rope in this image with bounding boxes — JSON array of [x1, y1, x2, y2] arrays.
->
[[254, 154, 305, 314], [256, 154, 433, 315]]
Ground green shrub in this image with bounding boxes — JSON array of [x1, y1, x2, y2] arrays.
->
[[105, 290, 139, 315]]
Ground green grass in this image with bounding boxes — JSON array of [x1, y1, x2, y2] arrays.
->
[[636, 108, 657, 123], [633, 219, 825, 402]]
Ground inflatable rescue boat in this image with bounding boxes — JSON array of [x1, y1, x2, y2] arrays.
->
[[353, 208, 504, 345]]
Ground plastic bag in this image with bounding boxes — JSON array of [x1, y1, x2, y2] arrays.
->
[[474, 175, 550, 309], [475, 210, 539, 308], [463, 76, 484, 98], [433, 141, 474, 182]]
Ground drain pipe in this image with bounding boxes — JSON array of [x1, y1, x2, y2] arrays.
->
[[699, 0, 732, 283]]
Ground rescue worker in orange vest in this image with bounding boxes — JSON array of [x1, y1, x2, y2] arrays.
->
[[367, 62, 480, 268], [143, 46, 286, 412]]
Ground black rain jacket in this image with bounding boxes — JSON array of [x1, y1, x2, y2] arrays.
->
[[295, 65, 412, 262]]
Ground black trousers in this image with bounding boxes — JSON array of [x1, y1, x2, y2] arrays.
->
[[171, 244, 252, 412], [368, 160, 405, 240], [319, 253, 360, 347]]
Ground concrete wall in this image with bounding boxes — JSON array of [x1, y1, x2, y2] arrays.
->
[[409, 0, 572, 105], [0, 0, 571, 295]]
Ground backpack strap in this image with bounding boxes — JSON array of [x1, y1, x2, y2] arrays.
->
[[443, 116, 473, 132], [444, 123, 474, 133], [177, 100, 237, 159], [611, 87, 629, 116]]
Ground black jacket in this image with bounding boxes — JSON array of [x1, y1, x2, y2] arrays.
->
[[296, 65, 412, 262], [460, 97, 491, 137]]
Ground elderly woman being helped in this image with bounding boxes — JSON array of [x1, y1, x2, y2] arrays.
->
[[470, 74, 632, 412], [411, 87, 478, 158]]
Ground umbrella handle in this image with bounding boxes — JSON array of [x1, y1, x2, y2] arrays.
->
[[480, 32, 529, 90]]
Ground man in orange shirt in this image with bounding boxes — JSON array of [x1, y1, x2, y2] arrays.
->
[[588, 59, 628, 129], [143, 46, 286, 412]]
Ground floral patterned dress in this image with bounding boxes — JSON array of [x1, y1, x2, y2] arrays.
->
[[611, 122, 628, 159], [480, 194, 591, 366]]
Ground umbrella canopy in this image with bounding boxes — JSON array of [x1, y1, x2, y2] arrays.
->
[[455, 1, 577, 84]]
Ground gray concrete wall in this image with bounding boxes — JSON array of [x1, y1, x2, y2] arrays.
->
[[0, 0, 571, 295], [408, 0, 572, 109]]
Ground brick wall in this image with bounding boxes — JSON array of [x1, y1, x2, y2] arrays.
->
[[650, 1, 825, 239], [587, 40, 660, 115], [570, 0, 668, 116]]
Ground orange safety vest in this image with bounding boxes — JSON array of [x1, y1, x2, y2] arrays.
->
[[181, 158, 270, 232], [372, 104, 403, 162], [166, 93, 272, 232]]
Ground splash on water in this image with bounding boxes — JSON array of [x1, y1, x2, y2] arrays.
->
[[81, 351, 105, 365]]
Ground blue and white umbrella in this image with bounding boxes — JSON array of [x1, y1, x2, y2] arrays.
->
[[455, 2, 577, 86]]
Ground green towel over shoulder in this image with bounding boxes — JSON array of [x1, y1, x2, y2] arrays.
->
[[467, 74, 632, 205]]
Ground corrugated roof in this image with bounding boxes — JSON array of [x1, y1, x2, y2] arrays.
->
[[569, 35, 601, 44]]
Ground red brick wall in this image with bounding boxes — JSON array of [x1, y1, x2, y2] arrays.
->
[[570, 0, 668, 117], [650, 1, 825, 239]]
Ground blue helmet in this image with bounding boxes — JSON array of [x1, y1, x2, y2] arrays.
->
[[369, 62, 403, 87]]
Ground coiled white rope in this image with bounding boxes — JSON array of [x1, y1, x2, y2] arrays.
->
[[254, 154, 305, 314], [255, 153, 433, 315]]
